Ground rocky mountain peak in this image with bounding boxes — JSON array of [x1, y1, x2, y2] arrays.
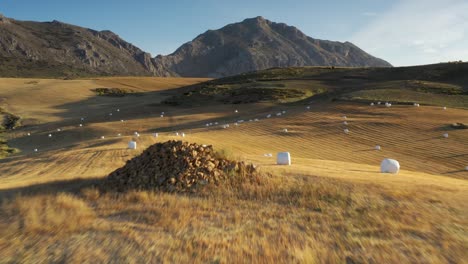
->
[[0, 14, 11, 24], [242, 16, 268, 24], [153, 16, 392, 78]]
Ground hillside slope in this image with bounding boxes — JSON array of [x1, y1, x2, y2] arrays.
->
[[154, 16, 392, 78], [0, 76, 466, 263], [0, 15, 173, 77]]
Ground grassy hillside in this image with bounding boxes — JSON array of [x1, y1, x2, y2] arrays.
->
[[0, 70, 467, 262], [167, 62, 468, 108]]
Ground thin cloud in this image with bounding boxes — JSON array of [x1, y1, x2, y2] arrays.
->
[[423, 48, 437, 54], [362, 12, 378, 17], [351, 0, 468, 66]]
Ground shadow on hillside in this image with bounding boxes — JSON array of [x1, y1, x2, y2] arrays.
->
[[354, 149, 376, 152], [443, 170, 467, 175], [414, 136, 444, 142], [0, 177, 105, 202], [348, 169, 378, 173], [445, 153, 468, 158], [9, 82, 339, 144]]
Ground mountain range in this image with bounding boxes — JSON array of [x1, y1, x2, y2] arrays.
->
[[0, 14, 391, 78]]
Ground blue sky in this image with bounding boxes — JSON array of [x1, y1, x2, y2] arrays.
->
[[1, 0, 467, 66]]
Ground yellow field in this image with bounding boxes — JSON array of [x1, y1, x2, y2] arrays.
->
[[0, 77, 467, 263]]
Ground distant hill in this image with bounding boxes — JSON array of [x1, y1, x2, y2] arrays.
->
[[162, 62, 468, 108], [0, 14, 171, 77], [0, 15, 391, 78], [154, 16, 392, 78]]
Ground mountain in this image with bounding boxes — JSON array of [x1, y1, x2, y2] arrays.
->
[[0, 14, 172, 77], [0, 15, 391, 78], [154, 16, 392, 78]]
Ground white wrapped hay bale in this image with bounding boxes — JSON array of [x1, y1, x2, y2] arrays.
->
[[443, 107, 447, 110], [101, 136, 105, 139], [128, 141, 137, 149], [277, 152, 291, 165], [414, 103, 420, 107], [343, 121, 348, 125], [306, 106, 311, 109], [153, 133, 159, 138], [375, 145, 381, 150], [283, 128, 288, 133], [370, 102, 374, 106], [181, 132, 186, 138], [48, 134, 52, 138], [380, 158, 400, 174], [34, 148, 38, 152], [344, 128, 349, 134], [443, 133, 449, 138], [465, 166, 468, 171]]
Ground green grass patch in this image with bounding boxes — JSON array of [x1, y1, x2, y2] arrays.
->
[[91, 87, 136, 97], [0, 139, 18, 158], [0, 133, 19, 158], [0, 107, 21, 130], [164, 79, 328, 106], [404, 80, 465, 95], [340, 89, 468, 108], [0, 108, 21, 158]]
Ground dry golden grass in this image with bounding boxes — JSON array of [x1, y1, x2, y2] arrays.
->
[[1, 193, 95, 234], [0, 77, 467, 263], [0, 172, 466, 263]]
